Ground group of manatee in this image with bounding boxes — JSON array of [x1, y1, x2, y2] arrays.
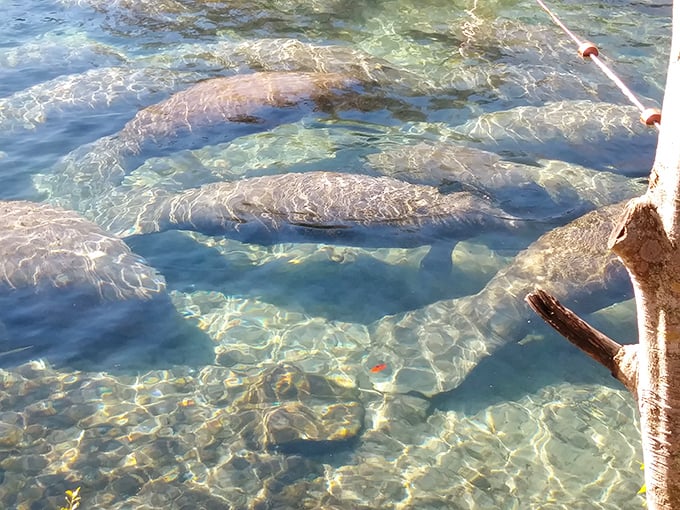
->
[[0, 34, 652, 403]]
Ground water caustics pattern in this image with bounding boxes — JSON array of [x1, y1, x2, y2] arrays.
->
[[0, 0, 667, 507], [91, 170, 524, 241]]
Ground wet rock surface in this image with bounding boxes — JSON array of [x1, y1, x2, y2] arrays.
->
[[0, 359, 642, 509], [225, 363, 364, 452]]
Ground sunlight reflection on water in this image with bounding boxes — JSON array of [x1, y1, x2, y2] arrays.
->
[[0, 0, 665, 507]]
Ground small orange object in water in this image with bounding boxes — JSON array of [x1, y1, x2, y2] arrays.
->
[[370, 362, 387, 373]]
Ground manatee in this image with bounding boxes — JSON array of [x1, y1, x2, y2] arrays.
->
[[451, 18, 574, 64], [0, 201, 210, 369], [425, 18, 610, 103], [366, 141, 647, 219], [57, 0, 188, 21], [89, 171, 522, 247], [429, 10, 662, 101], [39, 71, 358, 212], [446, 13, 666, 97], [116, 71, 357, 151], [0, 201, 164, 300], [0, 67, 200, 132], [226, 38, 427, 92], [455, 100, 657, 174], [57, 0, 355, 37], [0, 32, 127, 96], [144, 38, 411, 85], [432, 61, 602, 106], [368, 201, 631, 397]]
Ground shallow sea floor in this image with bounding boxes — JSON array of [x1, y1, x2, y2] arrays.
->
[[0, 0, 667, 507]]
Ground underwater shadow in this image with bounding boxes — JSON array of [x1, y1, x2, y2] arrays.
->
[[125, 230, 491, 324], [432, 311, 638, 416], [0, 289, 215, 374]]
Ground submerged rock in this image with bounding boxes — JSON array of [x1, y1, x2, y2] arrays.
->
[[369, 201, 632, 397], [0, 421, 23, 448], [225, 363, 364, 452], [0, 359, 641, 509], [0, 361, 353, 509], [302, 381, 640, 509]]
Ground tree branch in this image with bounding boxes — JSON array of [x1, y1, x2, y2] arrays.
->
[[525, 288, 638, 393], [609, 198, 671, 284]]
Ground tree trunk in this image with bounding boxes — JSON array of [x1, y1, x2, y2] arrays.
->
[[528, 2, 680, 507], [622, 4, 680, 502]]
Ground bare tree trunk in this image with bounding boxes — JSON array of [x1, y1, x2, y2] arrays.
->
[[617, 3, 680, 502], [528, 2, 680, 508]]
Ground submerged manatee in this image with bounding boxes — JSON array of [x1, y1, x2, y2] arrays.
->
[[455, 100, 657, 174], [0, 201, 164, 300], [0, 67, 200, 132], [116, 71, 357, 151], [452, 18, 574, 65], [428, 19, 609, 104], [369, 201, 631, 397], [0, 201, 210, 369], [140, 37, 417, 89], [92, 171, 522, 246], [366, 141, 647, 218], [57, 0, 188, 21], [227, 38, 427, 92], [0, 32, 127, 96], [39, 71, 358, 212]]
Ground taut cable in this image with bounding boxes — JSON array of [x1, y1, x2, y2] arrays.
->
[[535, 0, 661, 131]]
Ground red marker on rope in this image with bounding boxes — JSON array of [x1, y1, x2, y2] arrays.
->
[[535, 0, 661, 130]]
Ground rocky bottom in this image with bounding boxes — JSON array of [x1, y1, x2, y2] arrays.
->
[[0, 338, 642, 510]]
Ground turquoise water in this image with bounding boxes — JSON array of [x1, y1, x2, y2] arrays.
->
[[0, 0, 668, 507]]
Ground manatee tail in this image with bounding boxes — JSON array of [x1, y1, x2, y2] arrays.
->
[[367, 291, 525, 397], [34, 135, 130, 214], [89, 187, 175, 238]]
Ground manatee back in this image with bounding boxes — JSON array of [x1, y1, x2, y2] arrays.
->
[[0, 200, 165, 301], [156, 171, 519, 244], [119, 71, 357, 146], [0, 202, 217, 371]]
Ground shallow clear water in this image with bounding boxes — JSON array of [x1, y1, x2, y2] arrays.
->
[[0, 0, 668, 507]]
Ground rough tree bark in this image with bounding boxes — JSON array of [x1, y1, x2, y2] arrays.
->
[[526, 2, 680, 508]]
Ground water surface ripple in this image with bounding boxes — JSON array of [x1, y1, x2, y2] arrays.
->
[[0, 0, 666, 507]]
